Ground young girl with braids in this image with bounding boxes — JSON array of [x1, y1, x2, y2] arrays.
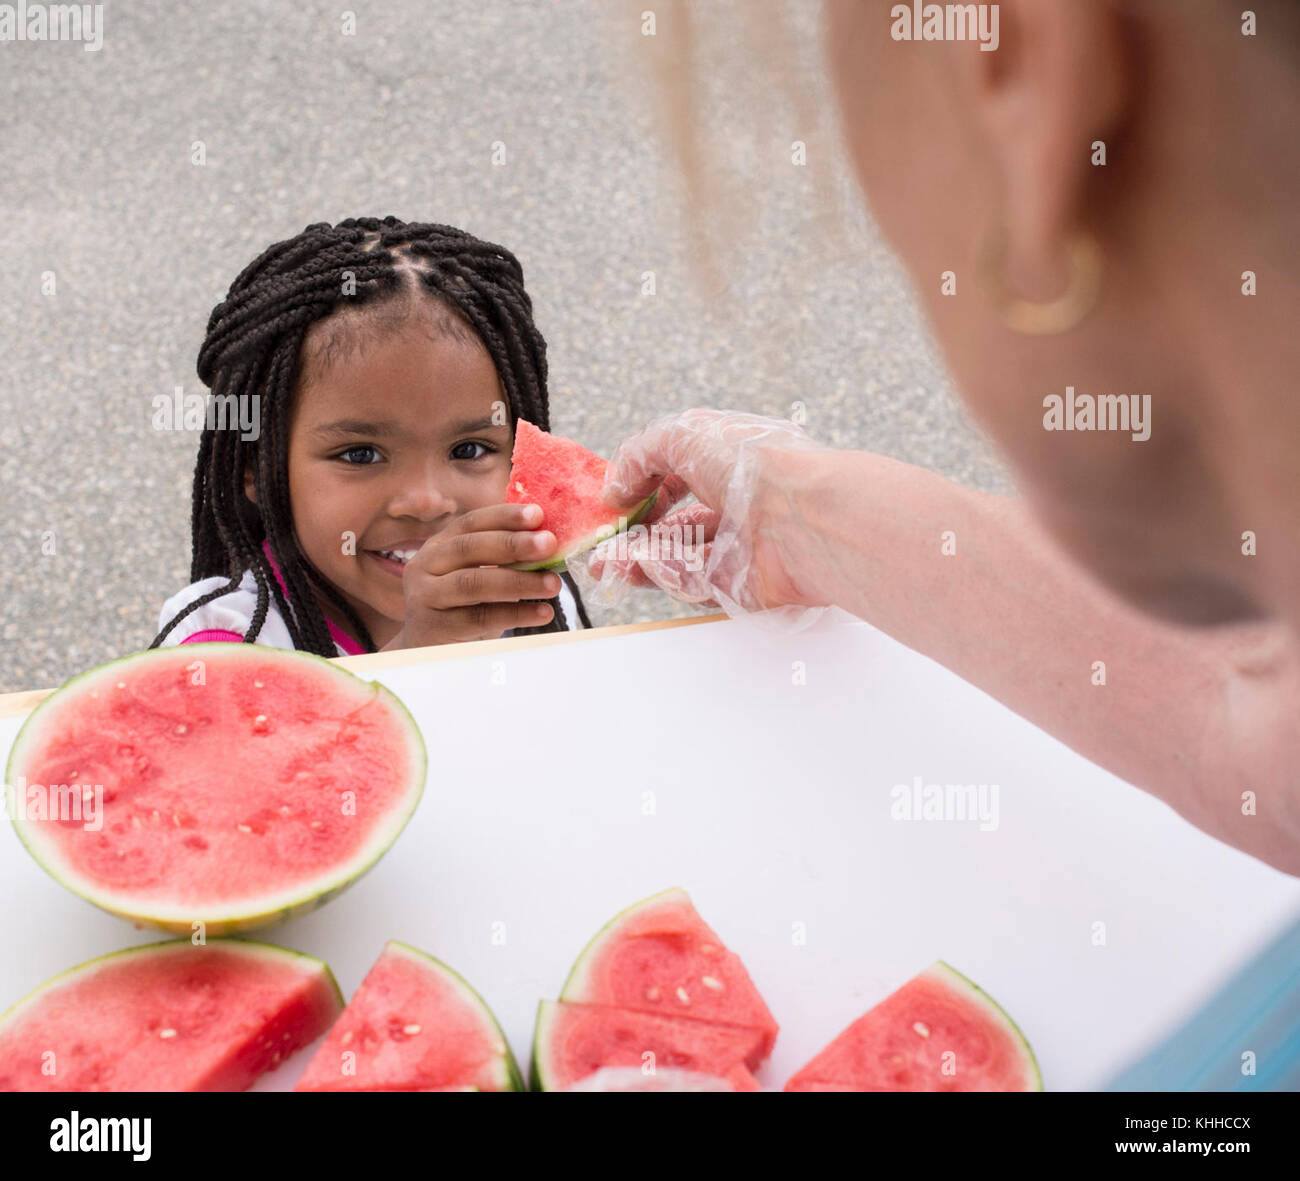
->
[[153, 216, 593, 656]]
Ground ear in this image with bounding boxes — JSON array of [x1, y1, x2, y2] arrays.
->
[[968, 0, 1130, 288]]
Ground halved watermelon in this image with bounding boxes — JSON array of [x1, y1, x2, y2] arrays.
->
[[784, 961, 1043, 1092], [559, 887, 779, 1069], [0, 939, 342, 1091], [6, 644, 426, 935], [504, 419, 657, 571], [531, 1001, 761, 1092], [295, 941, 523, 1092]]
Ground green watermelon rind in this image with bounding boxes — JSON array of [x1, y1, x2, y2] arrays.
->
[[381, 941, 525, 1093], [507, 490, 658, 572], [926, 960, 1044, 1092], [0, 937, 344, 1037], [529, 999, 558, 1091], [5, 644, 428, 937], [557, 885, 690, 1000]]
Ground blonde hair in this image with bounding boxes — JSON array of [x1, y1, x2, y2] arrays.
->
[[601, 1, 857, 301]]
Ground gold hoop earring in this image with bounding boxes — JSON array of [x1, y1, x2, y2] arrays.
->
[[976, 224, 1102, 335]]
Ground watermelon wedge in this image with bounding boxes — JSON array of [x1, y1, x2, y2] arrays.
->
[[559, 887, 779, 1069], [0, 939, 343, 1092], [564, 1066, 742, 1091], [531, 1001, 761, 1092], [784, 961, 1043, 1092], [295, 941, 523, 1092], [5, 644, 426, 935], [504, 419, 657, 571]]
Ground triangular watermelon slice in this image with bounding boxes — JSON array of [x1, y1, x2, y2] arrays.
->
[[294, 941, 523, 1092], [0, 939, 343, 1091], [784, 961, 1043, 1092], [531, 1001, 761, 1092], [504, 420, 657, 571], [559, 887, 779, 1070]]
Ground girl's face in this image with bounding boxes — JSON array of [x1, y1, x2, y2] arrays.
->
[[276, 307, 514, 647]]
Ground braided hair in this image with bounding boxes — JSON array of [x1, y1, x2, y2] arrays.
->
[[152, 215, 592, 654]]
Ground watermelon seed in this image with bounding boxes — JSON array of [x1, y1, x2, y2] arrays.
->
[[237, 824, 252, 834], [403, 1024, 422, 1036], [116, 682, 126, 690], [131, 816, 141, 830], [279, 806, 291, 816], [702, 976, 724, 992], [151, 810, 160, 823], [913, 1022, 931, 1038], [645, 987, 661, 1002], [699, 944, 718, 955], [341, 1031, 354, 1045], [175, 724, 187, 735], [159, 1029, 177, 1039], [310, 821, 322, 829], [675, 987, 690, 1004], [254, 681, 264, 688], [172, 814, 180, 827], [252, 715, 269, 733]]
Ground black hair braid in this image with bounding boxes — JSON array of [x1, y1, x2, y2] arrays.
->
[[152, 215, 586, 653]]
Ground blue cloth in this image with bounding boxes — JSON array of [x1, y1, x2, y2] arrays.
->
[[1106, 911, 1300, 1091]]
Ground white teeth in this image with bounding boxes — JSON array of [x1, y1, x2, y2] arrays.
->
[[376, 549, 418, 565]]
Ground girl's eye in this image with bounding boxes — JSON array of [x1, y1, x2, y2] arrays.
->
[[451, 440, 494, 461], [336, 445, 381, 465]]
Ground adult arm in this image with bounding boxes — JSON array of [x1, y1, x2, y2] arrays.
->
[[598, 412, 1300, 876]]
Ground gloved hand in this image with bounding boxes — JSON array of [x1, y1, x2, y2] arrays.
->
[[575, 408, 831, 628]]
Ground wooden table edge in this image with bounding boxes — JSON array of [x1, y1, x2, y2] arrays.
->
[[0, 612, 728, 721]]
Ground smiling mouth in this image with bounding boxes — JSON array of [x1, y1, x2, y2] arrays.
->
[[366, 548, 420, 569]]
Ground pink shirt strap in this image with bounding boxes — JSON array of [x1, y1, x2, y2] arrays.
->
[[260, 539, 366, 656], [181, 628, 245, 644]]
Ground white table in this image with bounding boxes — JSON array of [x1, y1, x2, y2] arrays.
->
[[2, 610, 1296, 1091]]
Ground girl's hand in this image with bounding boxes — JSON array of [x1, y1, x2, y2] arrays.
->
[[381, 503, 561, 648]]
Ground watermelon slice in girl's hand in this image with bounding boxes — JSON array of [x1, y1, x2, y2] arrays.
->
[[294, 941, 523, 1092], [784, 961, 1043, 1092], [558, 887, 780, 1070], [504, 420, 658, 571], [0, 940, 343, 1092]]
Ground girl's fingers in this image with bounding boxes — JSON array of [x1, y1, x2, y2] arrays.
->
[[408, 562, 561, 609], [412, 599, 554, 643], [413, 526, 557, 575]]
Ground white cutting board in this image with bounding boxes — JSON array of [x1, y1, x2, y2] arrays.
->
[[1, 609, 1297, 1091]]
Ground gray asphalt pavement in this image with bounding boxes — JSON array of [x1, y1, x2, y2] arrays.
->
[[0, 0, 1012, 693]]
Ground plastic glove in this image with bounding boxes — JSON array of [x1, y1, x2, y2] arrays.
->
[[572, 408, 831, 630]]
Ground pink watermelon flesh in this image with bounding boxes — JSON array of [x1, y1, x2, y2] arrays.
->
[[533, 1001, 761, 1092], [294, 941, 521, 1092], [560, 888, 779, 1070], [503, 419, 656, 570], [0, 940, 342, 1092], [784, 962, 1042, 1092], [6, 644, 425, 933]]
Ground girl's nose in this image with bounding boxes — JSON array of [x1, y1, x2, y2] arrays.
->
[[385, 471, 458, 522]]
